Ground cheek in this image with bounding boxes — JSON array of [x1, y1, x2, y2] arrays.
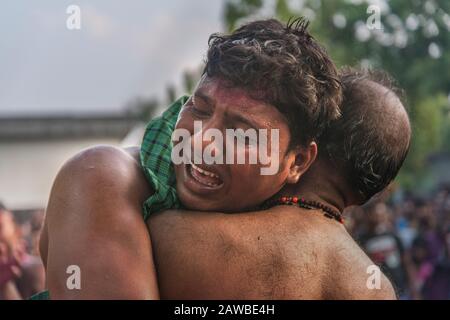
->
[[231, 164, 258, 178], [228, 164, 261, 190], [230, 163, 287, 191], [256, 130, 290, 167]]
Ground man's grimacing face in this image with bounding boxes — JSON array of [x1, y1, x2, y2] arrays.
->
[[172, 76, 305, 212]]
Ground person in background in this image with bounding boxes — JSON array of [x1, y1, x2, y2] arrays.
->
[[0, 202, 45, 300], [0, 202, 23, 300], [410, 235, 434, 298], [421, 225, 450, 299], [358, 201, 415, 298], [419, 200, 444, 264]]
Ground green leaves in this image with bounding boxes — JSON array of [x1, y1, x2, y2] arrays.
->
[[224, 0, 264, 31]]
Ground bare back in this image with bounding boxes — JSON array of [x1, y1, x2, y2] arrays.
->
[[148, 206, 397, 299]]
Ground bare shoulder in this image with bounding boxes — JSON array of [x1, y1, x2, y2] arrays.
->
[[323, 227, 397, 300], [65, 145, 140, 175], [147, 208, 318, 299], [215, 207, 331, 299], [43, 145, 158, 299], [148, 206, 395, 300], [44, 144, 154, 232], [253, 208, 396, 299], [123, 146, 141, 164], [58, 145, 152, 202]]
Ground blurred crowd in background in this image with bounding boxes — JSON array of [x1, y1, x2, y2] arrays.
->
[[0, 204, 45, 300], [345, 183, 450, 300], [1, 183, 449, 300]]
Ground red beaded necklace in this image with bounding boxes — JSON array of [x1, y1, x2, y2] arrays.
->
[[262, 196, 344, 224]]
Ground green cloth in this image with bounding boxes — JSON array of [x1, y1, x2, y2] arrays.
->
[[30, 291, 50, 300], [29, 96, 187, 300], [140, 95, 188, 221]]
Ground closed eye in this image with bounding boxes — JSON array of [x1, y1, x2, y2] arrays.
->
[[190, 98, 211, 118], [192, 105, 209, 117]]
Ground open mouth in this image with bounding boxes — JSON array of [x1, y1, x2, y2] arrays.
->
[[188, 163, 224, 188]]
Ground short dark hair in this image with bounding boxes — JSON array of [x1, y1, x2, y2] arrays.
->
[[204, 18, 342, 147], [320, 67, 411, 201]]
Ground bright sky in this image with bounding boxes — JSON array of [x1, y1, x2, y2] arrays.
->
[[0, 0, 224, 115]]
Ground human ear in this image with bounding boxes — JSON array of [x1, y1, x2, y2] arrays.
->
[[285, 141, 317, 184]]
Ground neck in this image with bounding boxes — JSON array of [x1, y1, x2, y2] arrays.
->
[[279, 160, 351, 214]]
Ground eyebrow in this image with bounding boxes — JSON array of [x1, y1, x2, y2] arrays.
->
[[193, 90, 215, 108], [194, 89, 260, 129]]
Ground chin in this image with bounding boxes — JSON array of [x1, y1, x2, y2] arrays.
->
[[176, 189, 217, 211]]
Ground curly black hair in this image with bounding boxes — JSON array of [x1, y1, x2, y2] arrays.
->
[[203, 17, 342, 148]]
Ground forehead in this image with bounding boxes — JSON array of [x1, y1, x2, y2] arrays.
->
[[195, 76, 259, 106], [194, 76, 287, 126]]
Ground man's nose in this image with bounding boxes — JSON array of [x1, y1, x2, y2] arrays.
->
[[191, 118, 225, 161]]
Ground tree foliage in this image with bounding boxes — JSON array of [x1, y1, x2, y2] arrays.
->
[[223, 0, 450, 190]]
